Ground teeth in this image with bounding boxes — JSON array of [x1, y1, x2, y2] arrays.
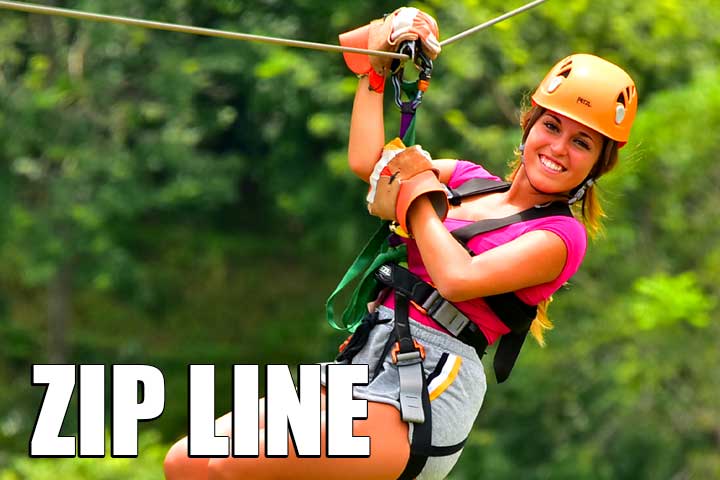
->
[[540, 155, 565, 172]]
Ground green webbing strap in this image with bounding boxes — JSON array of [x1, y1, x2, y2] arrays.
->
[[326, 74, 421, 333], [326, 221, 407, 332]]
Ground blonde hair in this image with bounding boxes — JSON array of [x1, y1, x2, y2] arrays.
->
[[508, 104, 620, 345]]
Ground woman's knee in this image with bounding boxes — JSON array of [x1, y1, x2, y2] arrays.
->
[[207, 457, 257, 480], [163, 411, 235, 480], [164, 437, 207, 480]]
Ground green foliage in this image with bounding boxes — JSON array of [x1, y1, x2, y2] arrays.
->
[[0, 1, 718, 478], [632, 272, 715, 329], [1, 432, 167, 480]]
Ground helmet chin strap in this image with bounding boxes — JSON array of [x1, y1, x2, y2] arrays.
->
[[518, 143, 594, 204], [568, 178, 595, 205]]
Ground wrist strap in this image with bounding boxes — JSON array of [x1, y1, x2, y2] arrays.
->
[[368, 69, 386, 93]]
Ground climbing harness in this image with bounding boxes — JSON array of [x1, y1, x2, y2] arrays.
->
[[335, 177, 573, 478], [333, 177, 573, 379], [385, 178, 574, 383], [326, 0, 555, 337]]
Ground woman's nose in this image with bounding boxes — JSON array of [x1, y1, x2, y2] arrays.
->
[[550, 136, 569, 156]]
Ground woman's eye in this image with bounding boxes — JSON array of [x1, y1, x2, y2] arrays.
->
[[544, 121, 559, 132], [574, 139, 590, 150]]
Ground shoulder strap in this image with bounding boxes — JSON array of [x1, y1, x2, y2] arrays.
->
[[450, 202, 572, 246], [446, 177, 511, 206], [447, 200, 573, 384]]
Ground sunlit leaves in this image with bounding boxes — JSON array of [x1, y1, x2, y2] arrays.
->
[[631, 272, 715, 329]]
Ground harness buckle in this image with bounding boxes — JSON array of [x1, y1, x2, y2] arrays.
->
[[442, 184, 463, 206], [422, 292, 470, 337], [419, 289, 443, 315], [391, 339, 426, 364], [393, 338, 427, 424]]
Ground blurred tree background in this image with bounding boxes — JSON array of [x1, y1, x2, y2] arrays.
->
[[0, 0, 718, 478]]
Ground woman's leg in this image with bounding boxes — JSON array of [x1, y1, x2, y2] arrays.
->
[[164, 411, 233, 480], [164, 392, 410, 480], [208, 399, 409, 480]]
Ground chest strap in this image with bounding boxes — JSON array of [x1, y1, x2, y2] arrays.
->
[[445, 177, 512, 205], [451, 200, 573, 382], [450, 201, 573, 245], [376, 263, 489, 356]]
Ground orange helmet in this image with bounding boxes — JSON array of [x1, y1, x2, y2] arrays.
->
[[532, 54, 638, 146]]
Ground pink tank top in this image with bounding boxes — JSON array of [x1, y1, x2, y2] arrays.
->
[[383, 160, 588, 344]]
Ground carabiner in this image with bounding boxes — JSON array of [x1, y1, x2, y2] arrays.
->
[[390, 40, 434, 112]]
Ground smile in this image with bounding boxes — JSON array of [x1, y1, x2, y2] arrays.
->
[[540, 155, 566, 173]]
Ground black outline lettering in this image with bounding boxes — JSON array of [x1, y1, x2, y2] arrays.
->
[[29, 364, 76, 458], [294, 364, 321, 458], [231, 364, 259, 458], [265, 365, 322, 458], [326, 364, 370, 458], [187, 364, 229, 458], [78, 364, 105, 458], [110, 365, 165, 458], [265, 364, 289, 458]]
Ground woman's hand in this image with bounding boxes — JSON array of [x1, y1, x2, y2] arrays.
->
[[339, 7, 441, 83], [344, 8, 442, 182], [366, 141, 448, 233]]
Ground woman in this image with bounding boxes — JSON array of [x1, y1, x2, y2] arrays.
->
[[163, 9, 638, 480]]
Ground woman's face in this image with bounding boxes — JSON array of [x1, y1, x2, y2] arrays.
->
[[523, 111, 604, 194]]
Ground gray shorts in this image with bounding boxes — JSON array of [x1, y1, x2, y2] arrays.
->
[[323, 305, 487, 480]]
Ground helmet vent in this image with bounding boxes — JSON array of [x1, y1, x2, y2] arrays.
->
[[547, 76, 564, 93], [615, 103, 626, 124], [615, 92, 627, 124], [625, 85, 636, 102], [559, 58, 573, 72], [545, 59, 572, 94]]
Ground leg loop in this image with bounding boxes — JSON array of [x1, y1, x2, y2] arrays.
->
[[336, 311, 390, 362]]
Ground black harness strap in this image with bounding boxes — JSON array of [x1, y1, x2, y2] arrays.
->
[[392, 291, 426, 424], [375, 263, 489, 356], [398, 382, 466, 480], [397, 370, 431, 480], [446, 178, 511, 205], [450, 201, 573, 244], [387, 274, 466, 480], [448, 183, 573, 383]]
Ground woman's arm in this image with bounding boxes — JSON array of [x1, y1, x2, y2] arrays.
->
[[431, 159, 458, 185], [407, 196, 567, 302], [347, 76, 458, 184], [348, 77, 385, 183]]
